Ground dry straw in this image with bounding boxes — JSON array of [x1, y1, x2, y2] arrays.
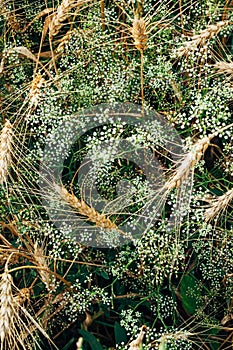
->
[[177, 21, 230, 57], [54, 184, 118, 229], [0, 120, 13, 185], [204, 189, 233, 222]]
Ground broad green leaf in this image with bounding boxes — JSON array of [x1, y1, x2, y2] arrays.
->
[[180, 274, 202, 315], [79, 329, 104, 350], [114, 322, 127, 344]]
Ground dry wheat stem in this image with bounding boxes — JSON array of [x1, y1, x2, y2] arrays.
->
[[131, 16, 148, 109], [0, 120, 13, 185], [177, 20, 230, 57], [54, 183, 118, 229], [204, 189, 233, 222]]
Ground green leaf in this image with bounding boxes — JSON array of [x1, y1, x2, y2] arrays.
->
[[61, 337, 76, 350], [79, 330, 104, 350], [180, 274, 202, 315], [99, 270, 110, 280], [114, 322, 127, 344]]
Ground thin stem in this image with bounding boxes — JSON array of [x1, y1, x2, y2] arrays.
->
[[100, 0, 105, 31], [140, 49, 145, 114]]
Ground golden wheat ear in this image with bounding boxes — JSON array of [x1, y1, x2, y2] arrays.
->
[[33, 243, 55, 291], [214, 61, 233, 77], [0, 120, 13, 185], [165, 135, 211, 190], [165, 122, 233, 191], [131, 16, 148, 51], [54, 183, 118, 229], [0, 269, 15, 346], [204, 189, 233, 222], [29, 74, 46, 107], [49, 0, 90, 39], [177, 20, 230, 57]]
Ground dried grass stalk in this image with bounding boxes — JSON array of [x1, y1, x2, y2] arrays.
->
[[0, 249, 19, 265], [131, 16, 148, 51], [177, 21, 229, 57], [29, 74, 45, 106], [0, 270, 14, 345], [205, 189, 233, 222], [33, 243, 55, 291], [0, 120, 13, 185], [55, 184, 118, 229]]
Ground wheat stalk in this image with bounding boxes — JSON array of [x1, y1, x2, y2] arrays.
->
[[33, 243, 55, 291], [54, 184, 118, 229], [0, 268, 15, 347], [131, 16, 148, 109], [177, 21, 230, 57], [204, 189, 233, 222], [0, 120, 13, 185]]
